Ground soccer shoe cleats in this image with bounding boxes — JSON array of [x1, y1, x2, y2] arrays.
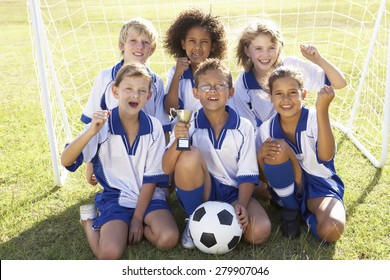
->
[[280, 208, 301, 239], [181, 218, 195, 249]]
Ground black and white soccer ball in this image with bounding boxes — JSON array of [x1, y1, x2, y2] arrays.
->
[[189, 201, 242, 254]]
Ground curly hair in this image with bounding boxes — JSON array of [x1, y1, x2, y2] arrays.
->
[[163, 7, 227, 59]]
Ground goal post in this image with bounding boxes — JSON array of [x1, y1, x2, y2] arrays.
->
[[27, 0, 390, 186], [28, 0, 71, 186], [331, 0, 390, 168]]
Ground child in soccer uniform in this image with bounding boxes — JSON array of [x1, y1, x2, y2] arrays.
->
[[230, 19, 347, 200], [163, 7, 227, 114], [230, 19, 347, 132], [163, 58, 271, 249], [257, 66, 345, 241], [81, 17, 171, 185], [61, 63, 179, 259]]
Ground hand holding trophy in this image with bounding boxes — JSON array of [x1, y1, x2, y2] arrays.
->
[[170, 108, 193, 150]]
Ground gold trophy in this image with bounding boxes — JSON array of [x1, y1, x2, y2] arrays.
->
[[170, 108, 193, 150]]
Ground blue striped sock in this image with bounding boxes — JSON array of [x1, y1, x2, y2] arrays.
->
[[264, 161, 299, 209], [175, 185, 204, 217]]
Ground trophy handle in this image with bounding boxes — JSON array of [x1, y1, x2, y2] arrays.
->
[[169, 108, 177, 118]]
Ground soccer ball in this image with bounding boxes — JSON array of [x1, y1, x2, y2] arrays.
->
[[189, 201, 242, 254]]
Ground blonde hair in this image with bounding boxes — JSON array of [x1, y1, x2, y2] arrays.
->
[[236, 19, 284, 72], [118, 18, 158, 57]]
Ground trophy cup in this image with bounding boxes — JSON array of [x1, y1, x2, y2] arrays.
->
[[170, 108, 193, 150]]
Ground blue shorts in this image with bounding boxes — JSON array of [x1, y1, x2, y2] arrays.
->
[[92, 192, 171, 230], [208, 176, 239, 204], [303, 171, 344, 201], [300, 171, 345, 219]]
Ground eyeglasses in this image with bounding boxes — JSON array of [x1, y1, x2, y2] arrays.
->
[[198, 83, 228, 93]]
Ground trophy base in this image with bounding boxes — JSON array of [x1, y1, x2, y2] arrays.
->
[[176, 138, 191, 151]]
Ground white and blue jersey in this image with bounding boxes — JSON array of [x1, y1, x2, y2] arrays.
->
[[165, 66, 202, 112], [168, 106, 259, 187], [66, 107, 168, 208], [81, 60, 171, 133], [229, 56, 331, 132], [258, 107, 344, 202], [228, 70, 275, 130]]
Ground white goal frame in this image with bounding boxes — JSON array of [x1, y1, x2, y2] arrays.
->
[[28, 0, 390, 186], [29, 0, 72, 186], [331, 0, 390, 168]]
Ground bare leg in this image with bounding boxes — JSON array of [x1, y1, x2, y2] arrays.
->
[[144, 209, 179, 250], [174, 147, 211, 200], [173, 148, 210, 249], [81, 219, 128, 259], [307, 197, 345, 242], [234, 198, 271, 244]]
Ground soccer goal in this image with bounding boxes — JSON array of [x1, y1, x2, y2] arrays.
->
[[28, 0, 390, 186]]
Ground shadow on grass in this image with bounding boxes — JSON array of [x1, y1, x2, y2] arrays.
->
[[335, 131, 384, 220], [345, 168, 382, 219], [334, 132, 349, 150], [0, 197, 96, 260], [0, 185, 61, 218], [0, 192, 336, 260]]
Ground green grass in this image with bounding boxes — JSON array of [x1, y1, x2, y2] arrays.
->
[[0, 0, 389, 260]]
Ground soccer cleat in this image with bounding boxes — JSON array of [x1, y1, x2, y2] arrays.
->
[[269, 199, 283, 210], [80, 204, 98, 221], [280, 208, 301, 239], [181, 218, 195, 249]]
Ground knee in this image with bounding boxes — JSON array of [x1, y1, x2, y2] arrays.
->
[[317, 218, 345, 243], [243, 217, 272, 245], [175, 148, 205, 188], [155, 228, 179, 251], [263, 140, 291, 166], [97, 245, 124, 260], [175, 148, 202, 172]]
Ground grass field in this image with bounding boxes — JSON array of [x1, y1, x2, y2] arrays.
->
[[0, 0, 389, 261]]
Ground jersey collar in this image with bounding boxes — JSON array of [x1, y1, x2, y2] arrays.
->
[[108, 107, 152, 136], [181, 67, 195, 88], [112, 60, 156, 82], [112, 60, 124, 80], [242, 70, 264, 90], [272, 106, 309, 139], [195, 106, 240, 130]]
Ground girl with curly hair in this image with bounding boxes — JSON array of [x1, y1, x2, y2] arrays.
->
[[163, 7, 227, 113]]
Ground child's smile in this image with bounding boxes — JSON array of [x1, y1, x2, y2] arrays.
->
[[245, 34, 280, 73], [182, 26, 212, 65], [270, 76, 305, 119], [194, 70, 232, 112]]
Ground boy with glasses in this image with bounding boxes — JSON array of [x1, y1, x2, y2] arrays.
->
[[162, 58, 271, 249]]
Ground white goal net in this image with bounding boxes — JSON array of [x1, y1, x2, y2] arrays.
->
[[28, 0, 390, 186]]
